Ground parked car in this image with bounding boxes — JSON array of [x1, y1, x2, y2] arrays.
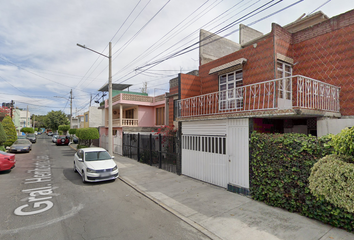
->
[[9, 139, 32, 153], [74, 147, 118, 183], [73, 136, 79, 144], [26, 133, 36, 143], [47, 132, 53, 136], [56, 135, 70, 146], [52, 134, 59, 143], [0, 150, 16, 171]]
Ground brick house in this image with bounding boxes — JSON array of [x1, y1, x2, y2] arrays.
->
[[174, 9, 354, 192]]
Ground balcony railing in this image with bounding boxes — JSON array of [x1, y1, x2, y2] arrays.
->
[[177, 75, 340, 118], [106, 118, 138, 127]]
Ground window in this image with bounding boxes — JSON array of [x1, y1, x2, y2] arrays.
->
[[85, 114, 88, 122], [219, 70, 243, 110], [156, 107, 165, 125], [173, 99, 180, 121], [125, 109, 134, 119], [277, 61, 292, 100]]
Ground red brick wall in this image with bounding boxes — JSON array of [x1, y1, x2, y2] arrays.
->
[[180, 74, 201, 99], [178, 9, 354, 116], [198, 33, 276, 96], [292, 9, 354, 115]]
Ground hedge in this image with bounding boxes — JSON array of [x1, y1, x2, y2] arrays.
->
[[0, 122, 7, 146], [309, 154, 354, 213], [250, 132, 354, 232], [68, 128, 77, 135], [21, 127, 34, 134], [76, 128, 99, 147]]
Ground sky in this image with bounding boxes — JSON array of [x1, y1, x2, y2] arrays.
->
[[0, 0, 353, 116]]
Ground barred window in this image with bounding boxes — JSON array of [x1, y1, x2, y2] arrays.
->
[[182, 135, 226, 155]]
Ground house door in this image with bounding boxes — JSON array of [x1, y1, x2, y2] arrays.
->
[[227, 119, 249, 189], [277, 61, 292, 109]]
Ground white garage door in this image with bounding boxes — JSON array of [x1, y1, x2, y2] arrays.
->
[[182, 119, 249, 188]]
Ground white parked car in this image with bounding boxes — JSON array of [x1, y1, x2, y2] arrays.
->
[[52, 134, 59, 143], [74, 147, 118, 183]]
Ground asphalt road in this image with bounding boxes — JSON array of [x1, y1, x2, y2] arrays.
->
[[0, 135, 209, 240]]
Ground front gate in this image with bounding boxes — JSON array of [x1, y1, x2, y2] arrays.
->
[[123, 133, 179, 174]]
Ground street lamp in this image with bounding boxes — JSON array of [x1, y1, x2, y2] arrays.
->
[[77, 42, 113, 155]]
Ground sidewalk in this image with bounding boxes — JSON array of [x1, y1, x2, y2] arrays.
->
[[70, 144, 353, 240]]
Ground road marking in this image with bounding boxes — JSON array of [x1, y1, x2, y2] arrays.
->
[[0, 204, 84, 235]]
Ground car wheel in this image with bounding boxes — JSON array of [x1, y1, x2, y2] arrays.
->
[[82, 171, 86, 183], [73, 162, 77, 172]]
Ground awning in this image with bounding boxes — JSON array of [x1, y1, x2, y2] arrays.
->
[[209, 58, 247, 75], [98, 83, 132, 92]]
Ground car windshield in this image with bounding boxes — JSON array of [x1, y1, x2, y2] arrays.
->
[[85, 151, 111, 161], [14, 139, 30, 144], [27, 134, 35, 137]]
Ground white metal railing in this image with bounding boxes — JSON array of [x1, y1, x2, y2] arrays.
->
[[177, 75, 340, 118], [106, 118, 139, 127]]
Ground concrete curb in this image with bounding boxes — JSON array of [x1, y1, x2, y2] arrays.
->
[[68, 144, 220, 239], [118, 176, 222, 240]]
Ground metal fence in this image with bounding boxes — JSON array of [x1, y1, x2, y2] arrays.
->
[[123, 133, 179, 174]]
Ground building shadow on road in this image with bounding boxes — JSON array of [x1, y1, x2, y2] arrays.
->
[[62, 167, 117, 186]]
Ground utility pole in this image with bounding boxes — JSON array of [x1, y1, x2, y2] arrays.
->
[[90, 94, 92, 107], [76, 42, 113, 155], [10, 100, 14, 119], [70, 89, 73, 128]]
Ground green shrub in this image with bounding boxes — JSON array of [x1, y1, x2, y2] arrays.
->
[[0, 122, 7, 146], [21, 127, 34, 134], [69, 128, 77, 135], [329, 127, 354, 156], [77, 144, 89, 149], [309, 154, 354, 213], [0, 146, 5, 151], [76, 128, 99, 147], [58, 125, 70, 135], [250, 132, 354, 232], [2, 116, 17, 147]]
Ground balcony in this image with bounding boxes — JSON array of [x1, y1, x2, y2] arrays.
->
[[177, 75, 340, 119], [106, 118, 138, 127]]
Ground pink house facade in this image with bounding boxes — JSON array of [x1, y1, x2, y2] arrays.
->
[[98, 83, 167, 154]]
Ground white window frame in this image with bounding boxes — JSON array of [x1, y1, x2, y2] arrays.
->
[[277, 61, 292, 100], [219, 70, 243, 110]]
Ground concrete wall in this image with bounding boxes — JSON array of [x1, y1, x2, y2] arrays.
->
[[317, 118, 354, 137], [138, 106, 155, 127], [88, 106, 103, 127], [199, 29, 241, 65], [239, 24, 263, 46]]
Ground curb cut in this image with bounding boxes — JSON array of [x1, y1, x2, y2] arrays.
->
[[119, 176, 222, 240]]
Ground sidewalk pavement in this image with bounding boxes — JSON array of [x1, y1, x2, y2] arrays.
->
[[70, 144, 354, 240]]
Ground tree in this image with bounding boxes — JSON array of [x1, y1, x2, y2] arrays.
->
[[76, 128, 99, 147], [0, 122, 7, 146], [2, 116, 17, 146], [21, 127, 34, 134], [31, 114, 48, 129], [45, 111, 69, 131], [58, 125, 70, 135], [69, 128, 77, 135]]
